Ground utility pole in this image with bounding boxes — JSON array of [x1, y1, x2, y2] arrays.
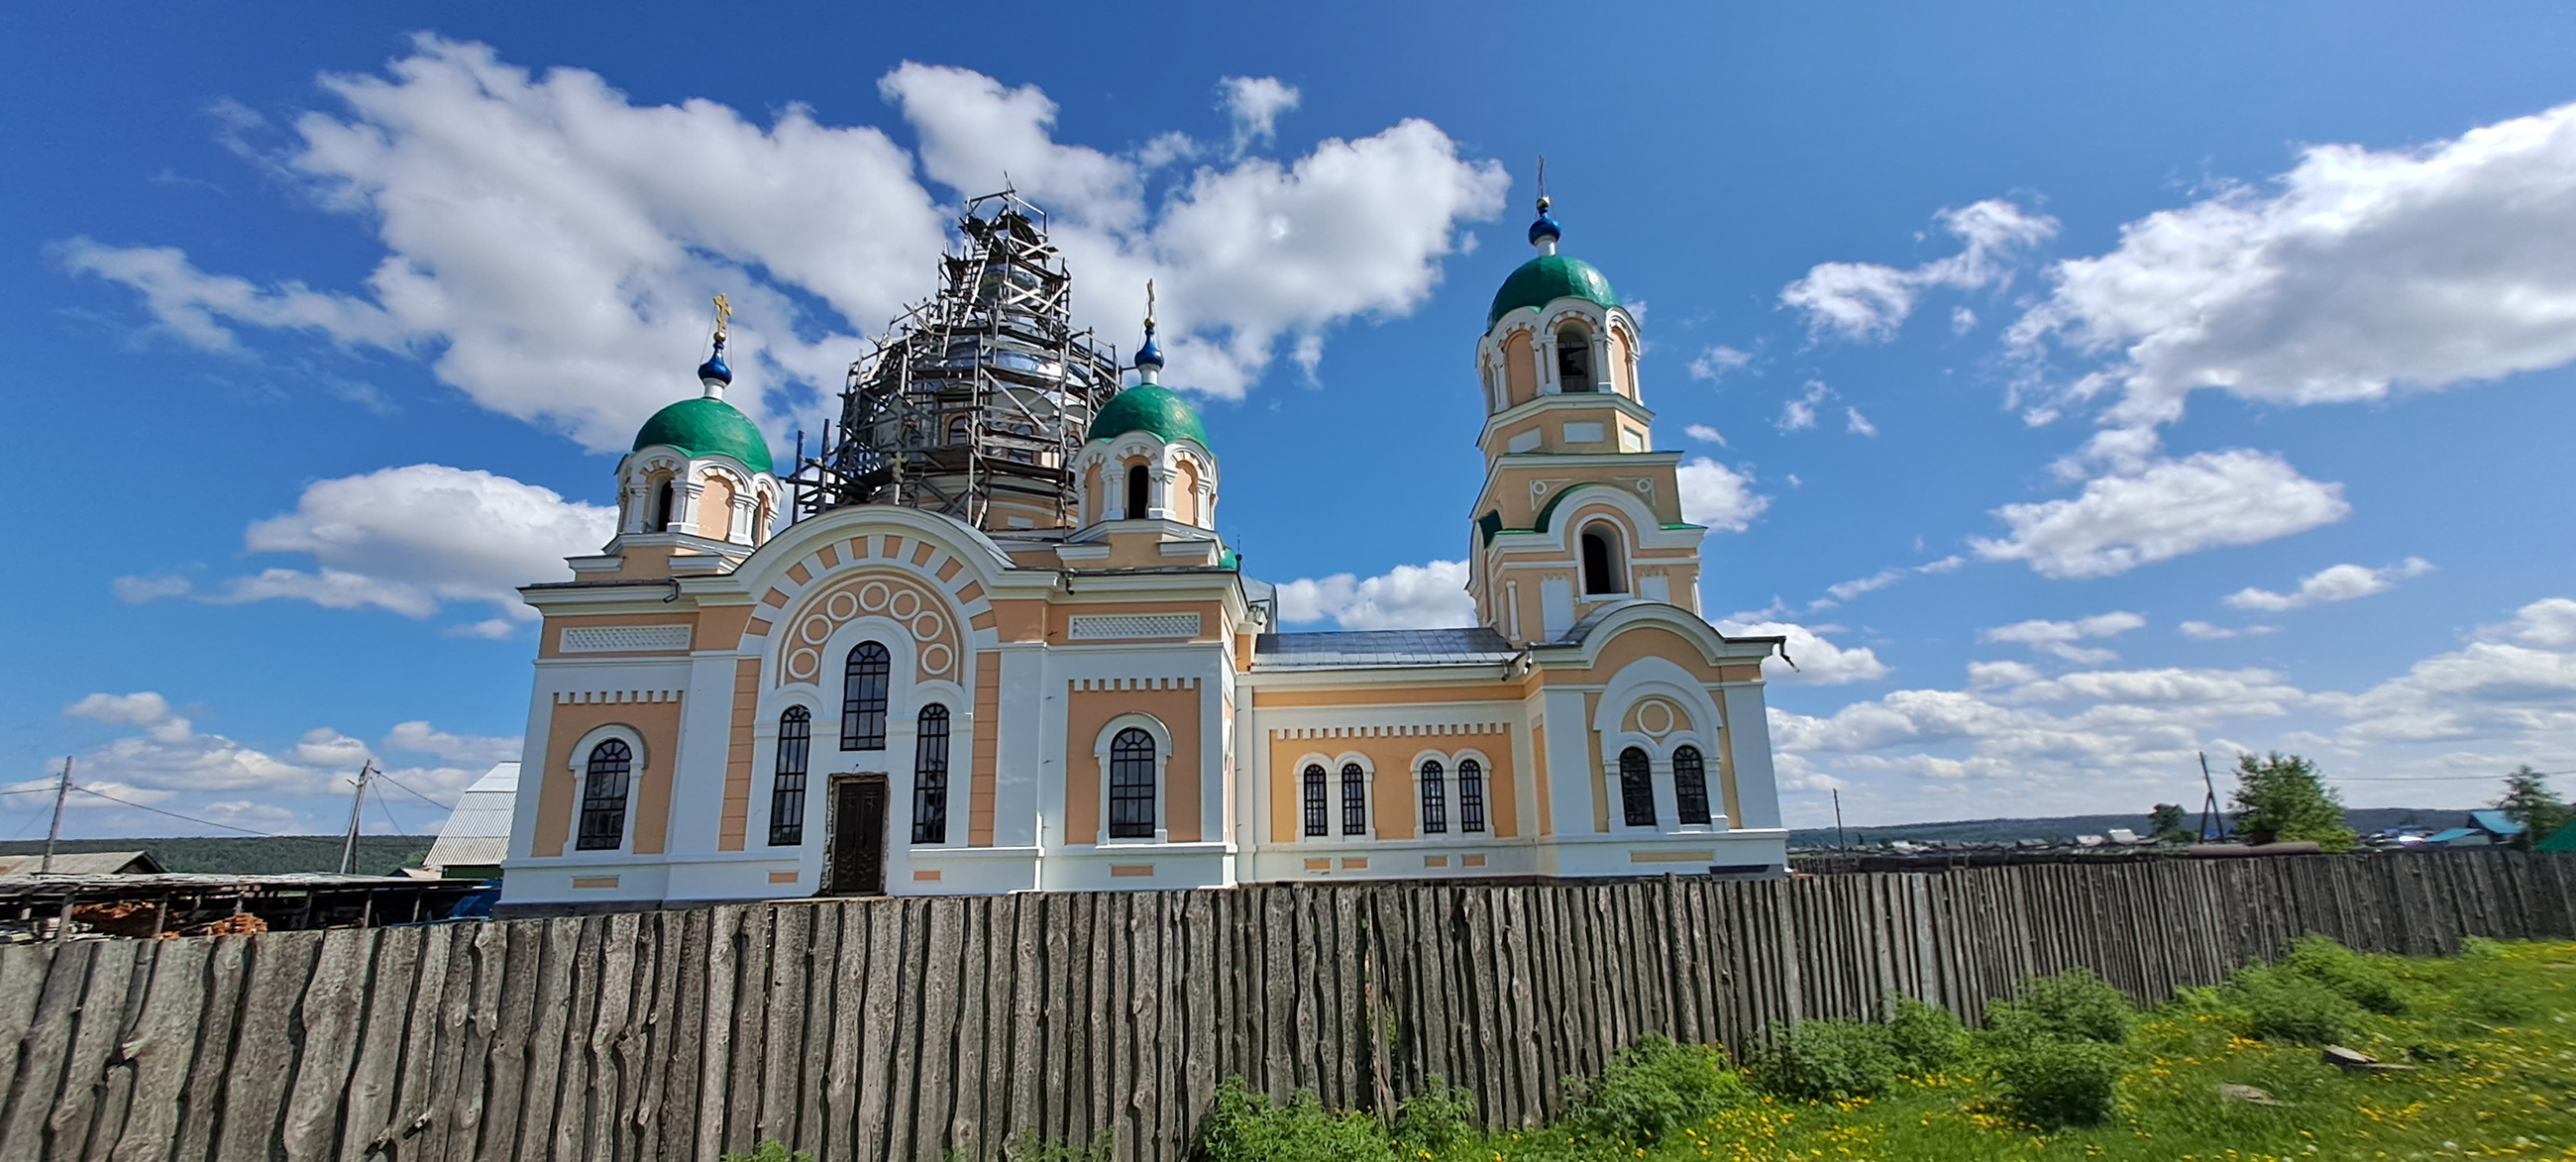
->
[[2197, 752, 2224, 842], [338, 760, 376, 875], [41, 756, 72, 874], [1832, 788, 1848, 853]]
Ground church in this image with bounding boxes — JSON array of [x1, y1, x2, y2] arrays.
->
[[499, 190, 1790, 907]]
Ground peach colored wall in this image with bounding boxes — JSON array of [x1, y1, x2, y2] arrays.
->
[[1502, 331, 1537, 406], [969, 650, 1000, 846], [718, 658, 758, 850], [1608, 328, 1634, 397], [1174, 462, 1201, 525], [699, 477, 734, 542], [1531, 723, 1553, 837], [1251, 685, 1520, 708], [535, 697, 685, 858], [1263, 732, 1517, 843], [1064, 686, 1203, 843]]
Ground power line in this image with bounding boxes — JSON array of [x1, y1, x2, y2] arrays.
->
[[68, 785, 287, 837], [371, 769, 453, 812]]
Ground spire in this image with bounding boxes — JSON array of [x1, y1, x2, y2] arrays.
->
[[1134, 279, 1164, 385], [698, 293, 734, 399], [1528, 156, 1561, 256]]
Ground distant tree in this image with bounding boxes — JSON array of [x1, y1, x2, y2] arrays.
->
[[2228, 752, 2358, 851], [2148, 803, 2189, 842], [2493, 766, 2572, 850]]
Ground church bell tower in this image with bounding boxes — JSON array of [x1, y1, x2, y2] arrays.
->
[[1465, 191, 1705, 644]]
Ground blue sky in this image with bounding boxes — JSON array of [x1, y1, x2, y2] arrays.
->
[[8, 1, 2576, 838]]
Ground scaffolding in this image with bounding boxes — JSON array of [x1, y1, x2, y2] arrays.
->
[[790, 190, 1124, 532]]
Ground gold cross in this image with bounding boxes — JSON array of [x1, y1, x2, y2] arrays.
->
[[1144, 279, 1156, 329], [711, 293, 732, 341]]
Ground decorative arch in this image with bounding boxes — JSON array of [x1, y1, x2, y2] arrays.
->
[[1092, 712, 1174, 844], [776, 569, 964, 689], [565, 722, 650, 853], [1580, 520, 1628, 595]]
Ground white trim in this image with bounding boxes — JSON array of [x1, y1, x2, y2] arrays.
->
[[567, 724, 650, 854], [1091, 713, 1173, 846]]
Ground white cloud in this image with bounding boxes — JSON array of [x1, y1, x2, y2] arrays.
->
[[2315, 597, 2576, 743], [1807, 556, 1966, 611], [1968, 660, 2042, 688], [1688, 346, 1753, 380], [1844, 407, 1878, 437], [1951, 305, 1979, 334], [1972, 450, 2349, 579], [384, 720, 522, 765], [1781, 199, 2058, 341], [63, 40, 1507, 449], [65, 691, 176, 728], [2179, 620, 2278, 640], [1683, 423, 1728, 447], [1982, 610, 2148, 664], [111, 574, 193, 603], [1274, 560, 1475, 630], [1714, 620, 1890, 685], [2224, 557, 2434, 612], [1217, 76, 1301, 152], [1777, 380, 1826, 431], [1676, 458, 1772, 531], [2010, 101, 2576, 430]]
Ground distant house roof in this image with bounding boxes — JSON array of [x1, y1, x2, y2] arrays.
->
[[2467, 809, 2527, 837], [423, 762, 519, 873], [1252, 628, 1518, 671], [2535, 824, 2576, 853], [0, 850, 165, 877], [2424, 827, 2487, 845]]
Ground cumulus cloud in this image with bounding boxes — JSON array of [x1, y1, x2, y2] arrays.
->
[[1781, 199, 2058, 342], [66, 691, 179, 729], [1777, 380, 1826, 431], [1688, 346, 1753, 380], [2179, 620, 2278, 640], [2225, 558, 2434, 612], [1982, 610, 2147, 665], [1844, 407, 1878, 437], [1217, 76, 1300, 152], [1682, 424, 1729, 447], [2009, 102, 2576, 430], [2315, 597, 2576, 743], [1676, 458, 1772, 531], [1972, 450, 2349, 579], [383, 720, 522, 765], [1274, 560, 1475, 630], [1712, 619, 1890, 685], [63, 38, 1507, 447]]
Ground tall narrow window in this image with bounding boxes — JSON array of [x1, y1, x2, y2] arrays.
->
[[1582, 528, 1623, 595], [577, 739, 632, 851], [769, 707, 810, 846], [1673, 745, 1711, 826], [1419, 760, 1448, 835], [1302, 765, 1329, 837], [1457, 759, 1487, 834], [912, 704, 951, 844], [840, 642, 890, 750], [1342, 763, 1368, 836], [1125, 464, 1150, 520], [1619, 747, 1656, 827], [1107, 727, 1156, 839], [649, 480, 675, 532], [1556, 325, 1594, 391]]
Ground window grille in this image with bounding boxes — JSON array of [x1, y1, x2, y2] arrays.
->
[[1673, 745, 1711, 826], [577, 739, 632, 851], [1342, 763, 1368, 836], [1457, 759, 1486, 834], [841, 642, 890, 750], [559, 624, 692, 654], [1619, 747, 1656, 827], [769, 707, 809, 845], [912, 704, 950, 844], [1419, 760, 1448, 835], [1302, 765, 1328, 837], [1108, 728, 1156, 838]]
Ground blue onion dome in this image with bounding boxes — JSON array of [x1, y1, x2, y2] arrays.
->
[[1528, 194, 1562, 247], [1135, 320, 1164, 371], [698, 335, 733, 389]]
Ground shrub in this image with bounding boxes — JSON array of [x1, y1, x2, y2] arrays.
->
[[2227, 963, 2361, 1044], [1198, 1080, 1394, 1162], [1992, 1036, 2121, 1127], [1986, 968, 2133, 1046], [1880, 995, 1968, 1074], [2281, 934, 2408, 1014], [1387, 1076, 1477, 1154], [1748, 1019, 1898, 1101], [1561, 1035, 1749, 1142], [719, 1143, 812, 1162]]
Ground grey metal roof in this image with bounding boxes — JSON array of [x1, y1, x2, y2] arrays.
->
[[1253, 628, 1518, 670], [0, 851, 162, 878]]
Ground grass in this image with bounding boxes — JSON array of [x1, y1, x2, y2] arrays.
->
[[1289, 939, 2576, 1162]]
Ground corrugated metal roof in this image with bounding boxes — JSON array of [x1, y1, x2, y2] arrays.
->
[[2468, 809, 2526, 836], [424, 762, 519, 871], [1252, 628, 1517, 670], [0, 851, 162, 878]]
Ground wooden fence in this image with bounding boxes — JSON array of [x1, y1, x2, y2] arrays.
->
[[2, 850, 2571, 1162]]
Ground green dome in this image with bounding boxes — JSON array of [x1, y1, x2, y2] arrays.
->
[[1488, 255, 1620, 328], [1087, 382, 1210, 448], [633, 396, 773, 474]]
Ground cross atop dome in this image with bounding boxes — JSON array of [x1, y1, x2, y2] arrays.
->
[[698, 293, 733, 399], [1529, 156, 1561, 255], [1135, 279, 1164, 383]]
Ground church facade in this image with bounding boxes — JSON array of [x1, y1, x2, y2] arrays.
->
[[500, 196, 1790, 907]]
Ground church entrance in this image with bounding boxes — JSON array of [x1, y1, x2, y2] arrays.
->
[[827, 777, 888, 895]]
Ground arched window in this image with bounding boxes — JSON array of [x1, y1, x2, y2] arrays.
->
[[1457, 759, 1487, 834], [840, 642, 890, 750], [577, 739, 633, 851], [1673, 745, 1711, 826], [1302, 765, 1329, 837], [1419, 760, 1448, 835], [912, 704, 951, 844], [1341, 763, 1368, 836], [948, 416, 972, 446], [769, 708, 810, 846], [1556, 324, 1594, 391], [1581, 527, 1625, 595], [1618, 746, 1656, 827], [1126, 464, 1150, 520], [753, 497, 773, 544], [1107, 727, 1156, 839], [649, 480, 675, 532]]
